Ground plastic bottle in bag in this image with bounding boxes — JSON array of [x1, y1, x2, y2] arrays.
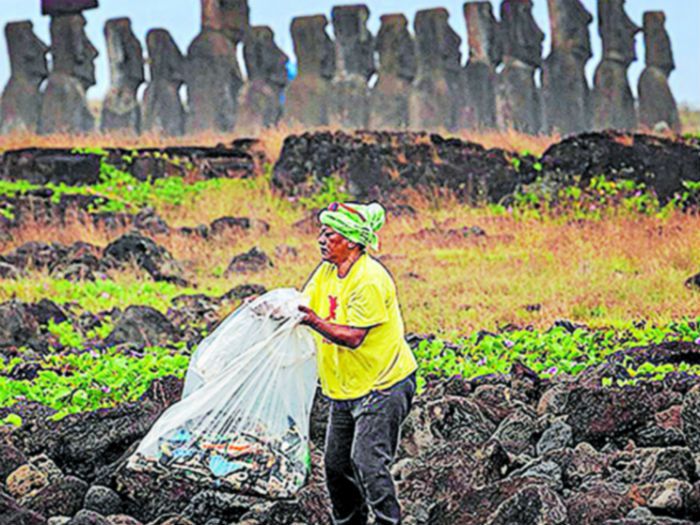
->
[[127, 289, 317, 498]]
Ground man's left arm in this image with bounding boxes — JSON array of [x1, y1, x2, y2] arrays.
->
[[299, 307, 370, 349]]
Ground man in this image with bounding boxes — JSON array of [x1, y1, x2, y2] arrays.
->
[[299, 201, 418, 525]]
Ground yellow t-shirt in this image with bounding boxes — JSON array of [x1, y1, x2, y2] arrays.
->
[[302, 253, 418, 400]]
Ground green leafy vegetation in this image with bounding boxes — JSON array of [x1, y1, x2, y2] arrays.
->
[[0, 344, 190, 421]]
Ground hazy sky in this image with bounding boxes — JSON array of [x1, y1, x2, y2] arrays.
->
[[0, 0, 698, 107]]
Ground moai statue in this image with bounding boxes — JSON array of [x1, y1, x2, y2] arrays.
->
[[542, 0, 593, 134], [328, 5, 375, 129], [142, 29, 186, 136], [283, 15, 335, 127], [0, 22, 49, 134], [638, 12, 680, 133], [592, 0, 640, 131], [237, 26, 289, 131], [463, 2, 502, 130], [186, 0, 249, 133], [409, 8, 464, 131], [496, 0, 544, 134], [101, 18, 144, 134], [369, 14, 416, 129], [39, 13, 99, 134]]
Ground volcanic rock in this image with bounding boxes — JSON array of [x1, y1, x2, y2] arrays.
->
[[21, 475, 89, 518], [0, 300, 41, 348], [224, 247, 272, 275], [67, 510, 110, 525], [103, 233, 186, 285], [84, 485, 122, 516], [105, 306, 178, 347], [0, 491, 47, 525], [219, 283, 267, 303]]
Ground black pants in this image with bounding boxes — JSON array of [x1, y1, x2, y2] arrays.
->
[[324, 372, 417, 525]]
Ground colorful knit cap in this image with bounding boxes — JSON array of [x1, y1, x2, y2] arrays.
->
[[319, 202, 386, 250]]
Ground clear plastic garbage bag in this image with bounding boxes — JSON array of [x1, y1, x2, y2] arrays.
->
[[127, 289, 318, 499]]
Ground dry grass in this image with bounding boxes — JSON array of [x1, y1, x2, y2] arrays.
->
[[2, 176, 700, 337], [0, 125, 561, 162]]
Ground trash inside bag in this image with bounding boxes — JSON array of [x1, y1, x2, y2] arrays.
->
[[127, 289, 317, 499]]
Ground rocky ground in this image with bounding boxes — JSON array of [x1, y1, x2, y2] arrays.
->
[[4, 341, 700, 524], [2, 130, 700, 524]]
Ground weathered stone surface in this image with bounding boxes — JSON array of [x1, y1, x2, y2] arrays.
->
[[103, 232, 186, 285], [1, 22, 49, 134], [101, 18, 144, 134], [41, 0, 98, 16], [542, 0, 594, 134], [328, 5, 374, 129], [273, 131, 519, 204], [39, 14, 98, 135], [224, 247, 273, 275], [237, 26, 288, 131], [84, 485, 123, 515], [0, 443, 28, 482], [539, 131, 700, 204], [565, 482, 634, 525], [105, 515, 142, 525], [0, 300, 41, 349], [409, 8, 464, 131], [463, 2, 501, 130], [21, 475, 90, 518], [12, 376, 182, 482], [537, 418, 573, 455], [592, 0, 640, 131], [566, 386, 655, 446], [6, 463, 49, 499], [491, 406, 538, 456], [105, 305, 178, 347], [186, 28, 243, 133], [67, 509, 110, 525], [369, 14, 415, 129], [638, 11, 680, 133], [485, 484, 568, 524], [0, 491, 47, 525], [496, 0, 544, 134], [142, 29, 186, 136], [283, 15, 335, 127]]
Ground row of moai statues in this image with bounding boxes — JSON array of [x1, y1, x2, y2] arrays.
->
[[0, 0, 681, 136]]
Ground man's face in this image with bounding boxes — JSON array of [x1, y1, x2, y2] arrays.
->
[[318, 225, 354, 264]]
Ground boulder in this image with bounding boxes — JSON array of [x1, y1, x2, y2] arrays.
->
[[84, 485, 122, 516], [21, 475, 89, 518], [224, 247, 273, 275], [0, 491, 47, 524], [565, 482, 634, 525], [0, 443, 28, 482], [105, 306, 178, 347], [67, 510, 110, 525], [103, 233, 186, 285]]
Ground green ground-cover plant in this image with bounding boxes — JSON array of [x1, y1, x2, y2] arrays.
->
[[2, 320, 699, 425], [0, 344, 190, 421]]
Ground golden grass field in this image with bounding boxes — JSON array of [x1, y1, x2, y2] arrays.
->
[[1, 113, 699, 338], [1, 170, 699, 339]]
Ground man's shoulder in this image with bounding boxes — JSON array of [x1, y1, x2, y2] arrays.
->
[[357, 255, 395, 287]]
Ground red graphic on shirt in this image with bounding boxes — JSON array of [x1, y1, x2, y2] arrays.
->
[[325, 295, 338, 321], [322, 295, 338, 345]]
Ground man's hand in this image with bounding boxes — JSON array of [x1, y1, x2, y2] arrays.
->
[[298, 305, 322, 328], [298, 305, 370, 349]]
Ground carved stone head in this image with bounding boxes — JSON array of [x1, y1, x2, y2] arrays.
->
[[291, 15, 336, 79], [643, 11, 674, 74], [5, 21, 49, 84], [414, 8, 462, 74], [464, 1, 502, 66], [146, 29, 185, 84], [375, 14, 416, 80], [104, 18, 144, 90], [500, 0, 544, 67], [331, 5, 374, 79], [50, 14, 98, 89], [201, 0, 250, 43], [244, 26, 288, 87], [598, 0, 640, 65], [41, 0, 98, 16], [548, 0, 592, 61]]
